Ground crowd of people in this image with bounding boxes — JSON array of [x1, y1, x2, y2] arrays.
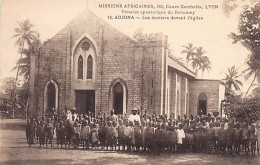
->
[[26, 107, 260, 155]]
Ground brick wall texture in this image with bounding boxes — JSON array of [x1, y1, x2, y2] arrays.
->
[[189, 80, 221, 116], [28, 10, 223, 118]]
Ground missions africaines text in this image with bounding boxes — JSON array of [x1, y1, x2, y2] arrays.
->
[[99, 4, 203, 9]]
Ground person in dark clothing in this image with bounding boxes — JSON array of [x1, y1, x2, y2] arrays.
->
[[28, 119, 36, 147], [38, 121, 46, 148], [45, 118, 54, 147], [65, 119, 73, 148]]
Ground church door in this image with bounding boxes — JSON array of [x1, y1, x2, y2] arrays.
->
[[198, 93, 207, 115], [75, 90, 95, 115], [113, 82, 123, 114]]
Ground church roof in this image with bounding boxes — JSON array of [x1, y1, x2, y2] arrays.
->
[[40, 9, 208, 80], [168, 56, 197, 78], [41, 9, 136, 48]]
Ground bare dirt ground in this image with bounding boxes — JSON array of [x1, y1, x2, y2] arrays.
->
[[0, 120, 259, 165]]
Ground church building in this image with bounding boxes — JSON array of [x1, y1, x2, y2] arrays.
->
[[28, 10, 225, 119]]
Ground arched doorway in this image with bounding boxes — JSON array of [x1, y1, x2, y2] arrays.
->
[[198, 92, 207, 115], [113, 82, 123, 114], [44, 80, 59, 114], [109, 78, 127, 115]]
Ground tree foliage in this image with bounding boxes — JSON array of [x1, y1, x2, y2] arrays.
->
[[181, 44, 212, 78], [229, 3, 260, 52], [11, 19, 40, 118], [190, 47, 211, 78], [222, 65, 243, 94], [222, 0, 257, 17], [229, 2, 260, 96], [0, 77, 27, 118], [13, 19, 38, 87], [224, 95, 260, 123], [181, 43, 196, 67]]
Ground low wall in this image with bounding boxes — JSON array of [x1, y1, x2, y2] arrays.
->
[[0, 119, 27, 130]]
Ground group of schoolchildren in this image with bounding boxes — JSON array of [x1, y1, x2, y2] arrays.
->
[[26, 108, 260, 155]]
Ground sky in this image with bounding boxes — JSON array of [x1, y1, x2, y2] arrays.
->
[[0, 0, 256, 93]]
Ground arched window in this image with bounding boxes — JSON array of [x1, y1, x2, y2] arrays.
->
[[78, 55, 83, 79], [87, 55, 93, 79], [47, 83, 56, 113]]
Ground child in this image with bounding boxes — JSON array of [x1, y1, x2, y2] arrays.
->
[[141, 121, 147, 151], [65, 119, 73, 148], [218, 123, 226, 154], [241, 124, 249, 154], [234, 124, 241, 154], [80, 121, 90, 149], [59, 121, 65, 148], [72, 122, 81, 149], [38, 121, 45, 148], [91, 123, 99, 149], [134, 121, 142, 151], [177, 124, 185, 152], [56, 121, 61, 148], [117, 120, 124, 150], [145, 121, 155, 152], [123, 121, 132, 150], [45, 118, 54, 147], [105, 121, 113, 150], [161, 122, 167, 151], [213, 122, 220, 152], [225, 123, 234, 154], [207, 123, 215, 153], [185, 127, 194, 152], [155, 123, 162, 153], [250, 132, 257, 155], [98, 121, 105, 149], [35, 119, 40, 143], [28, 119, 36, 147], [130, 121, 136, 151], [111, 121, 118, 150], [193, 126, 201, 153]]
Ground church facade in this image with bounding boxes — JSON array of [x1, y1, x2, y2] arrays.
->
[[28, 10, 225, 119]]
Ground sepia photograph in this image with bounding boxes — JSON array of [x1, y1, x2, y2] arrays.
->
[[0, 0, 260, 164]]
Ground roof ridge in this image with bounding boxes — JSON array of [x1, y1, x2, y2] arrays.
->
[[168, 55, 196, 76], [41, 9, 137, 48]]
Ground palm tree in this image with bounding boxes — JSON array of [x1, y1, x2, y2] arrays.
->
[[252, 84, 260, 98], [12, 20, 37, 87], [200, 57, 212, 78], [243, 53, 260, 97], [243, 68, 260, 97], [13, 41, 40, 85], [190, 47, 207, 74], [181, 43, 196, 67], [223, 65, 243, 94], [12, 20, 37, 118]]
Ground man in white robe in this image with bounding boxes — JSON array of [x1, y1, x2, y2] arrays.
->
[[128, 108, 140, 125], [177, 124, 185, 152]]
